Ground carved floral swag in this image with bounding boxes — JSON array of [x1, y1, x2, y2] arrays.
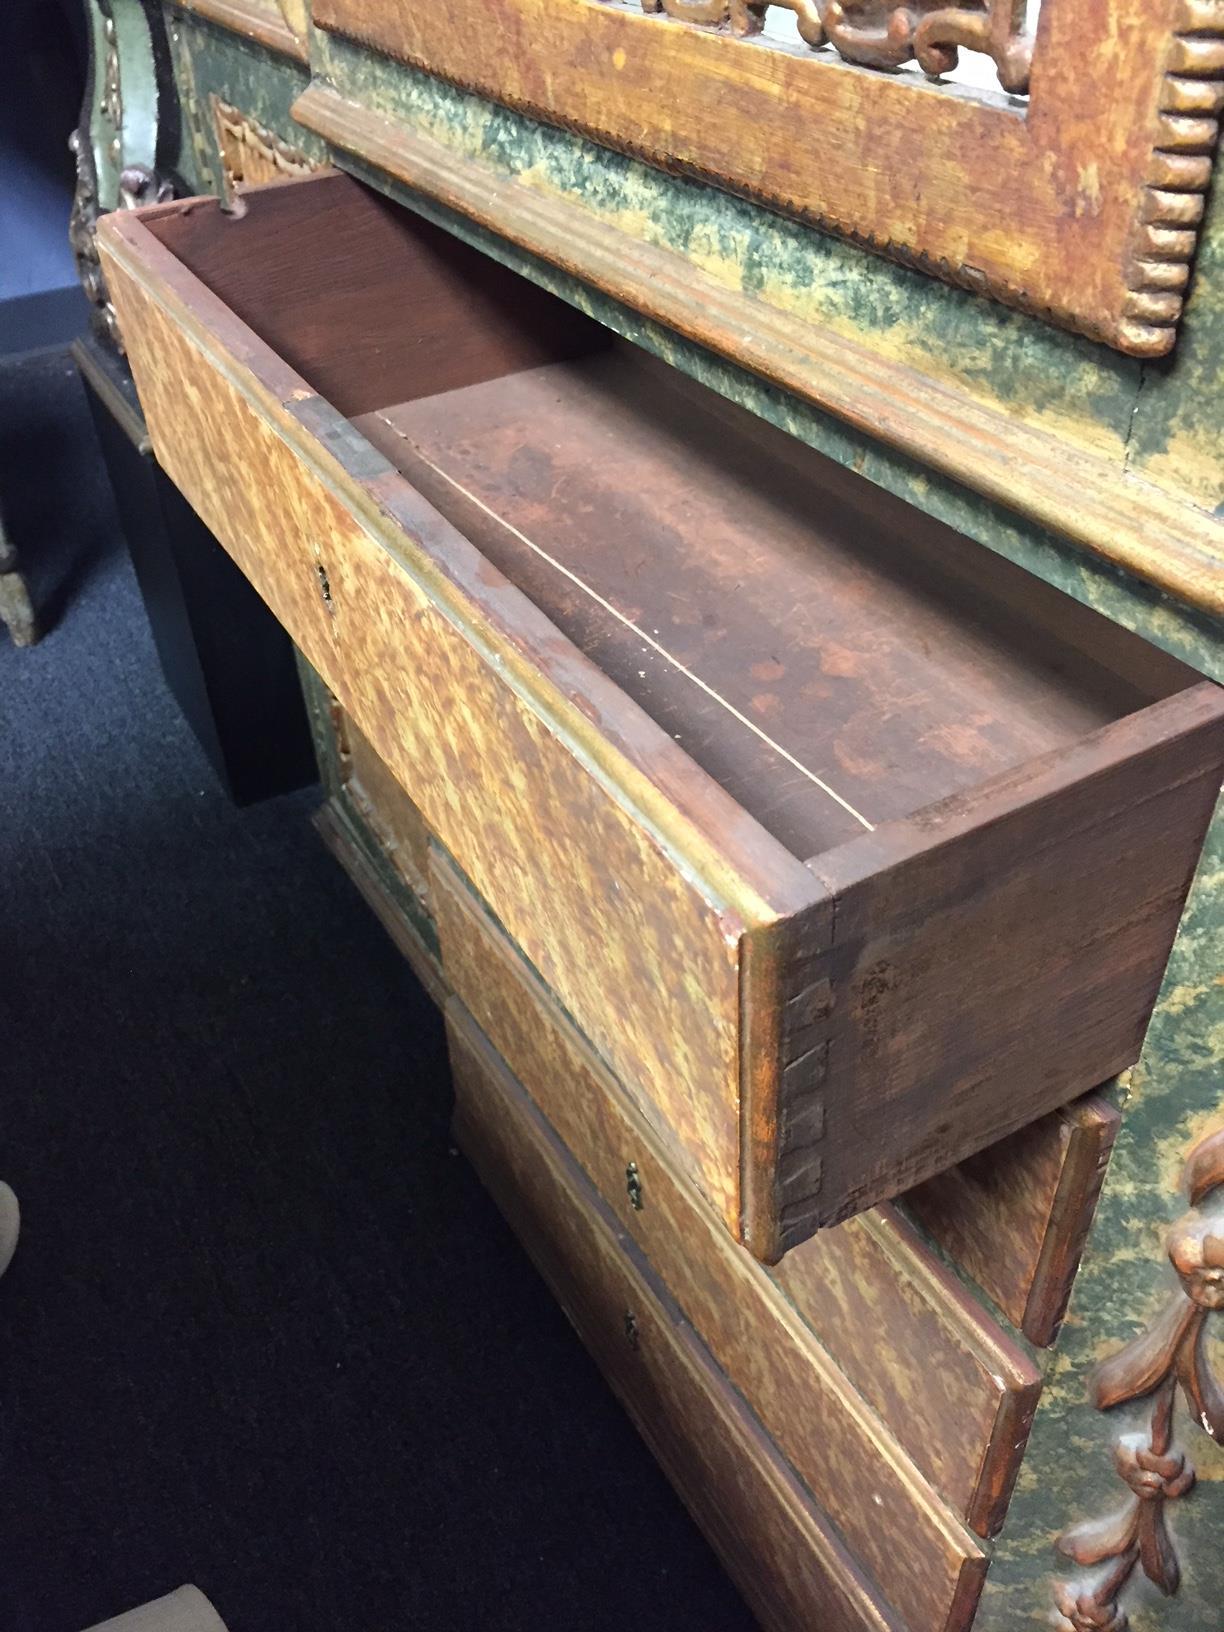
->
[[1054, 1128, 1224, 1632]]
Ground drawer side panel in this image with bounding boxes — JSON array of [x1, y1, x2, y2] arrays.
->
[[907, 1094, 1121, 1347]]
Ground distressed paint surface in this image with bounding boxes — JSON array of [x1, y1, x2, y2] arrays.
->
[[976, 801, 1224, 1631], [312, 34, 1140, 450], [434, 848, 1039, 1543], [300, 33, 1222, 680], [166, 5, 326, 194], [102, 209, 765, 1234], [159, 18, 1224, 1623], [1127, 175, 1224, 516]]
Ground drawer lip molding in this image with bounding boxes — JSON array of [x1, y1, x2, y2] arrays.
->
[[98, 172, 1224, 1261]]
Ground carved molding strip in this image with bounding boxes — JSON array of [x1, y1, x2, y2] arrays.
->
[[1054, 1126, 1224, 1632], [637, 0, 1034, 94], [212, 97, 319, 190], [1120, 0, 1224, 356]]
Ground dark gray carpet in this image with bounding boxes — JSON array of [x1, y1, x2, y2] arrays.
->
[[0, 348, 750, 1632]]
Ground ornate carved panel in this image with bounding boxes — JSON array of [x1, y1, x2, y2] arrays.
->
[[1054, 1127, 1224, 1631], [311, 0, 1224, 357], [212, 97, 319, 190]]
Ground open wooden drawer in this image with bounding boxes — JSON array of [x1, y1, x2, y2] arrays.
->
[[98, 171, 1224, 1261]]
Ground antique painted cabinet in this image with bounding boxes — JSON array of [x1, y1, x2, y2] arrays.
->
[[77, 3, 1224, 1627]]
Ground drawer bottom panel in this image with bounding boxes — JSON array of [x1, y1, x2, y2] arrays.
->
[[447, 1007, 902, 1632]]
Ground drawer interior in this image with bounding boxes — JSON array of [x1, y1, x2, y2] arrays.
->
[[146, 175, 1198, 863]]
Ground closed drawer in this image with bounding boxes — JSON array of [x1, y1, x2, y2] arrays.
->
[[433, 849, 1028, 1630], [448, 1007, 905, 1632], [99, 170, 1224, 1259]]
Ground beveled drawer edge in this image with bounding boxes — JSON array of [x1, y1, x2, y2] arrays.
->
[[856, 1206, 1041, 1538], [97, 201, 821, 929], [449, 1008, 909, 1632]]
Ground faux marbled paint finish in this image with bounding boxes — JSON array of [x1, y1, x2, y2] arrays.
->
[[164, 20, 1224, 1623], [166, 8, 327, 196]]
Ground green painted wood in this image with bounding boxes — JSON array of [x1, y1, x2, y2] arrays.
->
[[165, 8, 326, 195], [302, 32, 1222, 681]]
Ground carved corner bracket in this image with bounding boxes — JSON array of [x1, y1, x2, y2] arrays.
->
[[1054, 1127, 1224, 1632]]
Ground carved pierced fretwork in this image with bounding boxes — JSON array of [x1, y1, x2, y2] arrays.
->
[[638, 0, 1034, 94], [1119, 1, 1224, 356], [1053, 1127, 1224, 1632]]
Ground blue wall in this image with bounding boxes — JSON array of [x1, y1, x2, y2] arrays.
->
[[0, 2, 86, 306]]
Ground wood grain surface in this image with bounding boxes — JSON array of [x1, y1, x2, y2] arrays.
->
[[309, 0, 1224, 357], [434, 848, 1031, 1567], [361, 350, 1156, 858], [99, 175, 1224, 1257], [449, 1010, 909, 1632], [799, 687, 1224, 1238], [908, 1094, 1121, 1346]]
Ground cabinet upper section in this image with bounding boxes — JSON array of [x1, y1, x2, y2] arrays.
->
[[309, 0, 1224, 358]]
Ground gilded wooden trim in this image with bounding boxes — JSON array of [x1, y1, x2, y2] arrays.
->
[[1053, 1127, 1224, 1631], [172, 0, 308, 60], [292, 85, 1224, 620]]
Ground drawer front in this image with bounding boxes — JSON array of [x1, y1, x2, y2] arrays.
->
[[907, 1094, 1120, 1347], [434, 857, 995, 1629], [98, 197, 823, 1241], [448, 1011, 904, 1632]]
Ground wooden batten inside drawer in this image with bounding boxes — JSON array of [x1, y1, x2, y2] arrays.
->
[[99, 171, 1224, 1260]]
